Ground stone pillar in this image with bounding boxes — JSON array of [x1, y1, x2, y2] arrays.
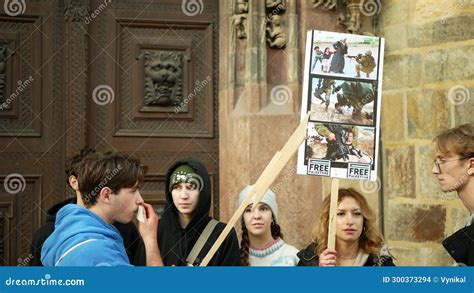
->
[[219, 0, 324, 248]]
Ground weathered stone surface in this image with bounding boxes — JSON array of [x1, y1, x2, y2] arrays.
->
[[383, 55, 407, 90], [453, 87, 474, 125], [380, 0, 410, 29], [450, 207, 471, 235], [407, 54, 422, 88], [409, 15, 474, 48], [383, 54, 422, 90], [424, 46, 474, 83], [384, 146, 415, 198], [413, 0, 468, 23], [388, 245, 454, 266], [386, 203, 446, 242], [381, 25, 407, 52], [381, 91, 405, 141], [374, 0, 473, 266], [407, 90, 450, 139]]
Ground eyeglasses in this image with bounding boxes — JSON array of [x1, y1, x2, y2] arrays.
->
[[433, 157, 468, 173]]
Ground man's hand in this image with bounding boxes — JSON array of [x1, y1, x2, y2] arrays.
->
[[138, 203, 163, 266], [138, 203, 158, 244]]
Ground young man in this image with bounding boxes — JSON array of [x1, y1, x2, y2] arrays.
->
[[432, 123, 474, 266], [29, 147, 145, 266], [41, 152, 162, 266], [136, 158, 241, 266]]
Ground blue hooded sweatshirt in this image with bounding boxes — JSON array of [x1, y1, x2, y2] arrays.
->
[[41, 204, 131, 266]]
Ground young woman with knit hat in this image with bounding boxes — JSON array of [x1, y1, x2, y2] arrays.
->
[[238, 185, 299, 266]]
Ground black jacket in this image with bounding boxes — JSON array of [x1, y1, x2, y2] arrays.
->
[[297, 243, 395, 266], [137, 158, 241, 266], [443, 224, 474, 266], [29, 197, 144, 266]]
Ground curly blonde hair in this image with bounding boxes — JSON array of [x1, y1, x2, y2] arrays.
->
[[311, 188, 384, 257]]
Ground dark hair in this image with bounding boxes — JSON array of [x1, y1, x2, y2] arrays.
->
[[314, 46, 319, 50], [240, 214, 283, 266], [77, 152, 145, 207], [65, 146, 96, 186]]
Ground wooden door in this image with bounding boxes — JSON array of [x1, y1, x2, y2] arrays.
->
[[0, 0, 219, 266]]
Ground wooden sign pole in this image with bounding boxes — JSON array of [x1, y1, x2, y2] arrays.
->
[[327, 178, 340, 251], [199, 112, 310, 266]]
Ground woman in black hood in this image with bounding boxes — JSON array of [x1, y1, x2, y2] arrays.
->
[[151, 158, 241, 266]]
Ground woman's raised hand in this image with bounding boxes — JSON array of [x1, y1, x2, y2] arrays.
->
[[319, 248, 338, 267]]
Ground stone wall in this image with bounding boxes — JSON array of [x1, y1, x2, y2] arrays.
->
[[218, 0, 473, 265], [218, 0, 325, 250], [218, 0, 381, 251], [379, 0, 474, 265]]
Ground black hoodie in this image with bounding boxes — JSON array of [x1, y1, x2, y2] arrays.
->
[[29, 197, 144, 266], [443, 224, 474, 266], [297, 243, 395, 266], [137, 158, 241, 266]]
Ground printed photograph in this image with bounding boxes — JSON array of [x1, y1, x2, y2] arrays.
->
[[309, 77, 377, 126], [310, 30, 381, 80], [305, 122, 375, 165]]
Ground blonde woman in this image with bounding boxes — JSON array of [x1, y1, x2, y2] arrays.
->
[[298, 188, 394, 266]]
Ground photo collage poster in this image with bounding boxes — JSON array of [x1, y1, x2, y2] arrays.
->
[[297, 30, 385, 181]]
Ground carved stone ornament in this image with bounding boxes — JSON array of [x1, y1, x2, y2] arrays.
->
[[233, 0, 249, 39], [266, 0, 286, 12], [64, 0, 88, 22], [143, 51, 183, 107], [338, 2, 362, 34], [313, 0, 379, 35], [312, 0, 337, 10], [0, 44, 7, 106], [265, 0, 287, 49]]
